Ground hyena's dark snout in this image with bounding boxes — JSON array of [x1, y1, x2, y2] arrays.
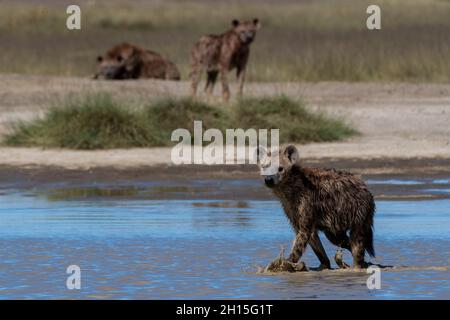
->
[[104, 68, 118, 79], [99, 66, 120, 79], [264, 176, 275, 187]]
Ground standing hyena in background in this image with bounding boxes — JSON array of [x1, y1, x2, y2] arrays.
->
[[190, 19, 261, 101], [258, 145, 376, 269]]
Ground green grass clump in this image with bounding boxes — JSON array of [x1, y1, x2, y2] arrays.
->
[[4, 94, 154, 149], [3, 93, 357, 149], [142, 98, 231, 145], [234, 96, 357, 143]]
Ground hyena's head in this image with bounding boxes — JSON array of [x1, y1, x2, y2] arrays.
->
[[231, 18, 261, 44], [95, 43, 136, 79], [257, 145, 299, 188]]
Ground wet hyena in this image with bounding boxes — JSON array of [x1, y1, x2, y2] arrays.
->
[[258, 145, 376, 269], [94, 42, 180, 80], [190, 19, 261, 101]]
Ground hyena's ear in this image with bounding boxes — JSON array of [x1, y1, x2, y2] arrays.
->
[[253, 18, 261, 29], [284, 145, 299, 164], [232, 19, 240, 27]]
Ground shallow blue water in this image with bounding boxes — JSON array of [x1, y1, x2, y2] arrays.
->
[[0, 191, 449, 299], [366, 179, 424, 185]]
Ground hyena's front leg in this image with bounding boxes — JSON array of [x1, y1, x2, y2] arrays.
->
[[219, 64, 231, 102], [287, 229, 311, 264], [236, 66, 246, 97], [205, 70, 219, 97], [309, 232, 331, 269], [236, 54, 248, 97]]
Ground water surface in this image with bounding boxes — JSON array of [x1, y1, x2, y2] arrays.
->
[[0, 178, 449, 299]]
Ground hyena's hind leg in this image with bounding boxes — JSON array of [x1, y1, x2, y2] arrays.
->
[[325, 231, 351, 269], [190, 60, 204, 98], [350, 230, 370, 269]]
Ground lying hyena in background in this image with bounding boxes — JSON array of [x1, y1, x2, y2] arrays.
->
[[190, 19, 261, 101], [258, 145, 376, 270], [94, 42, 180, 80]]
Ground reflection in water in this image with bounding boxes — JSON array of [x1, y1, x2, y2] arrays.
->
[[0, 185, 449, 299], [38, 176, 450, 203], [192, 201, 250, 208], [422, 189, 450, 194], [432, 179, 450, 184], [43, 185, 205, 201], [45, 187, 141, 200], [366, 179, 424, 185]]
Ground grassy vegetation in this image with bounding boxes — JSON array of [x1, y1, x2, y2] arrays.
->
[[4, 94, 157, 149], [0, 0, 449, 82], [235, 96, 356, 143], [3, 93, 357, 149]]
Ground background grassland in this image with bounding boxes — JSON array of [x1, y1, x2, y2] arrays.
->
[[0, 0, 449, 82], [3, 93, 357, 149]]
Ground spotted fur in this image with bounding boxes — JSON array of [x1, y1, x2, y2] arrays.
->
[[94, 42, 180, 81], [190, 19, 260, 101], [259, 145, 375, 269]]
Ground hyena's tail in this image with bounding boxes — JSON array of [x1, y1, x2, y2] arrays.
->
[[364, 201, 376, 258], [365, 226, 375, 258]]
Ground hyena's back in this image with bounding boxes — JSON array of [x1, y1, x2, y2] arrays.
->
[[191, 35, 222, 71]]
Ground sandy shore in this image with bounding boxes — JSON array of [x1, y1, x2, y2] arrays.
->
[[0, 74, 449, 171]]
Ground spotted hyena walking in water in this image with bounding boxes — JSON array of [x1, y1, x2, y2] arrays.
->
[[190, 19, 260, 101], [258, 145, 375, 269]]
